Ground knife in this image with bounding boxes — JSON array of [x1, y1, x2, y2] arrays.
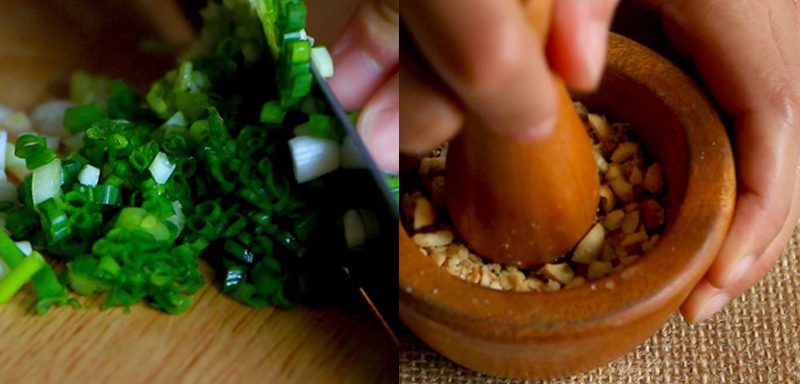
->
[[310, 62, 400, 344]]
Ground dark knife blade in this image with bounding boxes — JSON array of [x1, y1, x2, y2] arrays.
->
[[310, 63, 400, 343]]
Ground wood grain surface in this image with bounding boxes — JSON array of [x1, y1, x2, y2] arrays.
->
[[0, 1, 397, 383]]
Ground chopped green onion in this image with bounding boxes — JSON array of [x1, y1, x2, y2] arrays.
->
[[0, 250, 46, 304], [288, 136, 340, 183], [31, 159, 62, 206], [5, 143, 28, 181], [45, 136, 61, 151], [70, 71, 110, 104], [0, 111, 32, 135], [259, 101, 284, 124], [149, 152, 176, 185], [64, 103, 103, 134], [164, 111, 187, 128], [311, 46, 334, 78], [14, 241, 32, 255], [31, 100, 74, 138], [343, 209, 365, 249], [36, 198, 71, 243], [62, 132, 86, 152], [94, 184, 121, 206], [0, 130, 7, 177], [166, 201, 185, 232], [78, 164, 101, 187], [343, 209, 379, 249]]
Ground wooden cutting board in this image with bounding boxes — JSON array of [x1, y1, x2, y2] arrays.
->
[[0, 1, 397, 383]]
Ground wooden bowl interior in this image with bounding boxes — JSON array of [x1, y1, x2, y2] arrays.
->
[[399, 33, 735, 379], [574, 80, 688, 229]]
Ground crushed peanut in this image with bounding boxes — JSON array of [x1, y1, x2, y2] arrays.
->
[[404, 103, 666, 292], [413, 196, 435, 230]]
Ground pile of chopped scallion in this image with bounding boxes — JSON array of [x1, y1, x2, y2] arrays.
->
[[0, 0, 396, 314]]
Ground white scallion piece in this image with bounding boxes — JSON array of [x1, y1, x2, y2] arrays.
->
[[0, 111, 32, 135], [288, 136, 340, 184], [292, 122, 310, 137], [343, 209, 380, 249], [0, 105, 11, 121], [340, 135, 368, 169], [0, 179, 17, 202], [32, 159, 62, 205], [6, 143, 29, 181], [149, 152, 176, 185], [311, 46, 334, 78], [63, 132, 86, 152], [164, 111, 187, 128], [45, 135, 61, 151], [31, 100, 74, 138], [166, 201, 185, 232], [15, 241, 32, 256], [285, 29, 309, 42], [343, 210, 365, 249], [0, 130, 7, 179], [78, 164, 101, 187]]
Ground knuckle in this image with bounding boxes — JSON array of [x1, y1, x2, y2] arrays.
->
[[454, 24, 528, 98], [765, 79, 800, 133], [358, 0, 399, 64]]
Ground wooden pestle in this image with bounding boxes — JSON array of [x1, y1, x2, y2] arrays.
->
[[445, 0, 599, 268]]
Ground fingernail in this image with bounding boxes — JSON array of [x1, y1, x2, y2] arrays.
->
[[583, 20, 609, 86], [720, 254, 756, 287], [329, 47, 385, 111], [333, 28, 357, 56], [693, 292, 730, 323], [359, 106, 399, 172]]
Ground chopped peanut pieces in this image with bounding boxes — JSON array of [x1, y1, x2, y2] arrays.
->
[[588, 113, 612, 141], [539, 263, 575, 284], [629, 167, 644, 186], [641, 199, 665, 231], [621, 211, 641, 235], [606, 163, 624, 181], [593, 147, 609, 173], [413, 230, 454, 247], [572, 223, 605, 264], [405, 103, 666, 292], [413, 196, 435, 230], [565, 276, 587, 289], [545, 279, 562, 292], [418, 156, 445, 176], [603, 210, 625, 231], [621, 230, 649, 247], [598, 185, 615, 212], [644, 163, 664, 194], [610, 179, 635, 203], [610, 142, 639, 163]]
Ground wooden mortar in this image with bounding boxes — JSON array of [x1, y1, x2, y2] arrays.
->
[[445, 0, 599, 268], [399, 33, 736, 379]]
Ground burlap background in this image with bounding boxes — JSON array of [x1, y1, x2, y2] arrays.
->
[[399, 229, 800, 383]]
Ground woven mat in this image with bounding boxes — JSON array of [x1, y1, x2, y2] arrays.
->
[[399, 229, 800, 383]]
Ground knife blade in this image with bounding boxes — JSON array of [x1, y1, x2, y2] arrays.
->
[[310, 62, 400, 344]]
